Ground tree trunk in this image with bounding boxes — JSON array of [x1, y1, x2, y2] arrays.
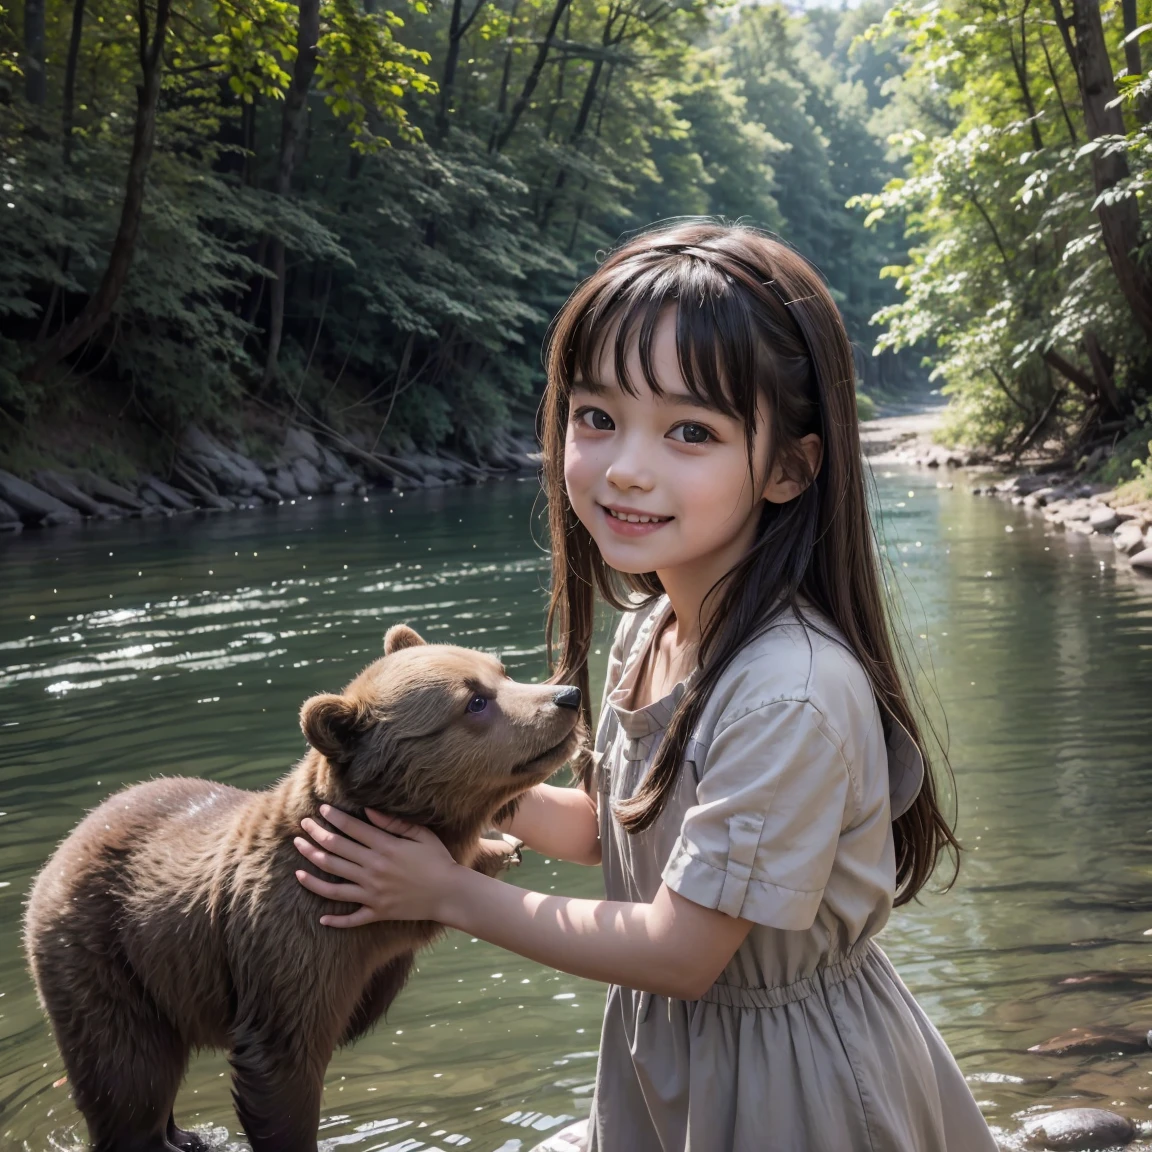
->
[[62, 0, 86, 162], [435, 0, 485, 140], [1120, 0, 1152, 123], [1064, 0, 1152, 347], [491, 0, 573, 153], [263, 0, 321, 387], [24, 0, 46, 104], [1003, 0, 1043, 150], [23, 0, 171, 385]]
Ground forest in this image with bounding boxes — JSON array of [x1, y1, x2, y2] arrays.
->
[[1, 0, 1151, 488]]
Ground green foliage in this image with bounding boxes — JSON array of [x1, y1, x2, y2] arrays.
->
[[856, 390, 878, 422], [859, 0, 1152, 456], [0, 0, 926, 458]]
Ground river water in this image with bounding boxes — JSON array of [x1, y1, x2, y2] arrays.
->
[[1, 470, 1152, 1151]]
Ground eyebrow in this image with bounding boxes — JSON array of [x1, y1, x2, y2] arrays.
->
[[572, 377, 727, 415]]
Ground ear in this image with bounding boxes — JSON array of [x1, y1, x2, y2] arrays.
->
[[300, 693, 369, 763], [384, 624, 426, 655], [763, 433, 823, 505]]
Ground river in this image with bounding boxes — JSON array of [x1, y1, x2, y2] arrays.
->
[[1, 469, 1151, 1151]]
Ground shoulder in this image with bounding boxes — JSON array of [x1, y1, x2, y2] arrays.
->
[[705, 609, 878, 743]]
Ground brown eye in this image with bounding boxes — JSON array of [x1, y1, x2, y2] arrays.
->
[[467, 694, 488, 714]]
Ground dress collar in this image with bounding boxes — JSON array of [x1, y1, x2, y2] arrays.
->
[[607, 597, 692, 739]]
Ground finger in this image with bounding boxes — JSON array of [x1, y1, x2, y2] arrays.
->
[[294, 869, 369, 905], [316, 805, 397, 852], [364, 808, 426, 841], [300, 816, 379, 865], [320, 906, 380, 929], [293, 837, 365, 883]]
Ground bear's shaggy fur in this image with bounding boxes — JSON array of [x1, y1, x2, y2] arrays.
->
[[23, 625, 582, 1152]]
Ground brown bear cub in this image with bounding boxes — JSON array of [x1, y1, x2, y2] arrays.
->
[[24, 625, 582, 1152]]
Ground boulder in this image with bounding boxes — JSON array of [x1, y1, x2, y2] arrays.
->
[[1130, 547, 1152, 571], [180, 426, 266, 494], [0, 468, 81, 525], [1114, 523, 1147, 556], [270, 467, 299, 499], [255, 485, 282, 504], [72, 469, 147, 511], [1022, 1107, 1135, 1150], [997, 474, 1051, 496], [140, 476, 197, 512], [332, 480, 356, 495], [32, 470, 120, 518], [0, 496, 23, 532], [290, 457, 325, 495], [1089, 506, 1121, 533], [1068, 519, 1096, 536], [282, 426, 324, 467], [1028, 1026, 1150, 1056], [318, 445, 358, 484], [1060, 502, 1093, 522]]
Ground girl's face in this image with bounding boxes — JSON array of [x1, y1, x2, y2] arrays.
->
[[564, 310, 783, 581]]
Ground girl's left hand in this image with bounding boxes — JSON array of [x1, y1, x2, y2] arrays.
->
[[294, 805, 460, 928]]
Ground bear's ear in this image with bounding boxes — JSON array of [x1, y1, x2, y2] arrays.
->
[[384, 624, 426, 655], [300, 693, 371, 763]]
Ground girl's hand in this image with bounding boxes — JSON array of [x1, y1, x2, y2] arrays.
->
[[293, 805, 461, 928]]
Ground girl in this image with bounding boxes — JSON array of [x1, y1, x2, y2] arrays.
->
[[293, 222, 997, 1152]]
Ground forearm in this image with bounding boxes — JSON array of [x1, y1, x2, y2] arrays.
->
[[437, 867, 716, 1000], [498, 783, 601, 866]]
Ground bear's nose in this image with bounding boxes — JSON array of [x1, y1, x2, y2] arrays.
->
[[553, 685, 581, 710]]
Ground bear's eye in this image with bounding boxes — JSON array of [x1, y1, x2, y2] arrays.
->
[[467, 694, 488, 714]]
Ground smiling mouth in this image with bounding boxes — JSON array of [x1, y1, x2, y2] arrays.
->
[[601, 505, 674, 525]]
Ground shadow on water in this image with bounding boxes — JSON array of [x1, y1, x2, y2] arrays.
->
[[1, 471, 1151, 1149]]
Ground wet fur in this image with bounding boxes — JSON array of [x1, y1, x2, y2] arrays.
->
[[23, 626, 581, 1152]]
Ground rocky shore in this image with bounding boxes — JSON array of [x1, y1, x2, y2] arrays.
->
[[0, 424, 541, 536], [863, 410, 1152, 577]]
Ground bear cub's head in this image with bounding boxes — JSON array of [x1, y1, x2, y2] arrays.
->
[[299, 625, 583, 830]]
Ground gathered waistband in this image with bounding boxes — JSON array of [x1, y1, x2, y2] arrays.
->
[[698, 943, 872, 1010]]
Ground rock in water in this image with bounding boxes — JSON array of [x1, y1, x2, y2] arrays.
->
[[529, 1120, 589, 1152], [72, 469, 147, 511], [1089, 506, 1121, 534], [1131, 547, 1152, 571], [0, 496, 23, 532], [33, 470, 120, 518], [1022, 1108, 1135, 1150], [0, 469, 81, 524], [1028, 1026, 1151, 1056], [1113, 523, 1147, 556], [291, 457, 324, 495], [270, 467, 299, 499]]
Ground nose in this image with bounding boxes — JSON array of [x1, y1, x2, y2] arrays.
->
[[553, 685, 582, 710]]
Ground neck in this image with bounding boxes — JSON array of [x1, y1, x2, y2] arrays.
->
[[277, 752, 493, 861], [656, 516, 760, 649]]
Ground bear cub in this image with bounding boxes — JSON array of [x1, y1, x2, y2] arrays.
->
[[24, 625, 582, 1152]]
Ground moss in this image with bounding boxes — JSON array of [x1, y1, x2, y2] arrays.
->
[[856, 390, 877, 423]]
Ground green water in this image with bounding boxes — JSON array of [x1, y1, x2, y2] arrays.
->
[[1, 472, 1151, 1151]]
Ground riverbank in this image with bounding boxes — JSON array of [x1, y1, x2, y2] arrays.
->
[[864, 409, 1152, 577], [0, 422, 540, 536]]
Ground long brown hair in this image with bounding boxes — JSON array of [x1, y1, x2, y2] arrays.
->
[[541, 221, 959, 905]]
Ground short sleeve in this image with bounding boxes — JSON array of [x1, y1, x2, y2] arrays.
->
[[661, 698, 852, 931]]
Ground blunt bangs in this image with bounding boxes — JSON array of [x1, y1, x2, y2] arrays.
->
[[565, 253, 803, 440]]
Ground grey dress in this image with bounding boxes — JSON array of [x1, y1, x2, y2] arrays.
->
[[587, 597, 997, 1152]]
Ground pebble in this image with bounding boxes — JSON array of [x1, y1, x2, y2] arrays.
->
[[1021, 1107, 1136, 1150]]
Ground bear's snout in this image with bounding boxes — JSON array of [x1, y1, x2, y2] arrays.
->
[[553, 685, 581, 710]]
